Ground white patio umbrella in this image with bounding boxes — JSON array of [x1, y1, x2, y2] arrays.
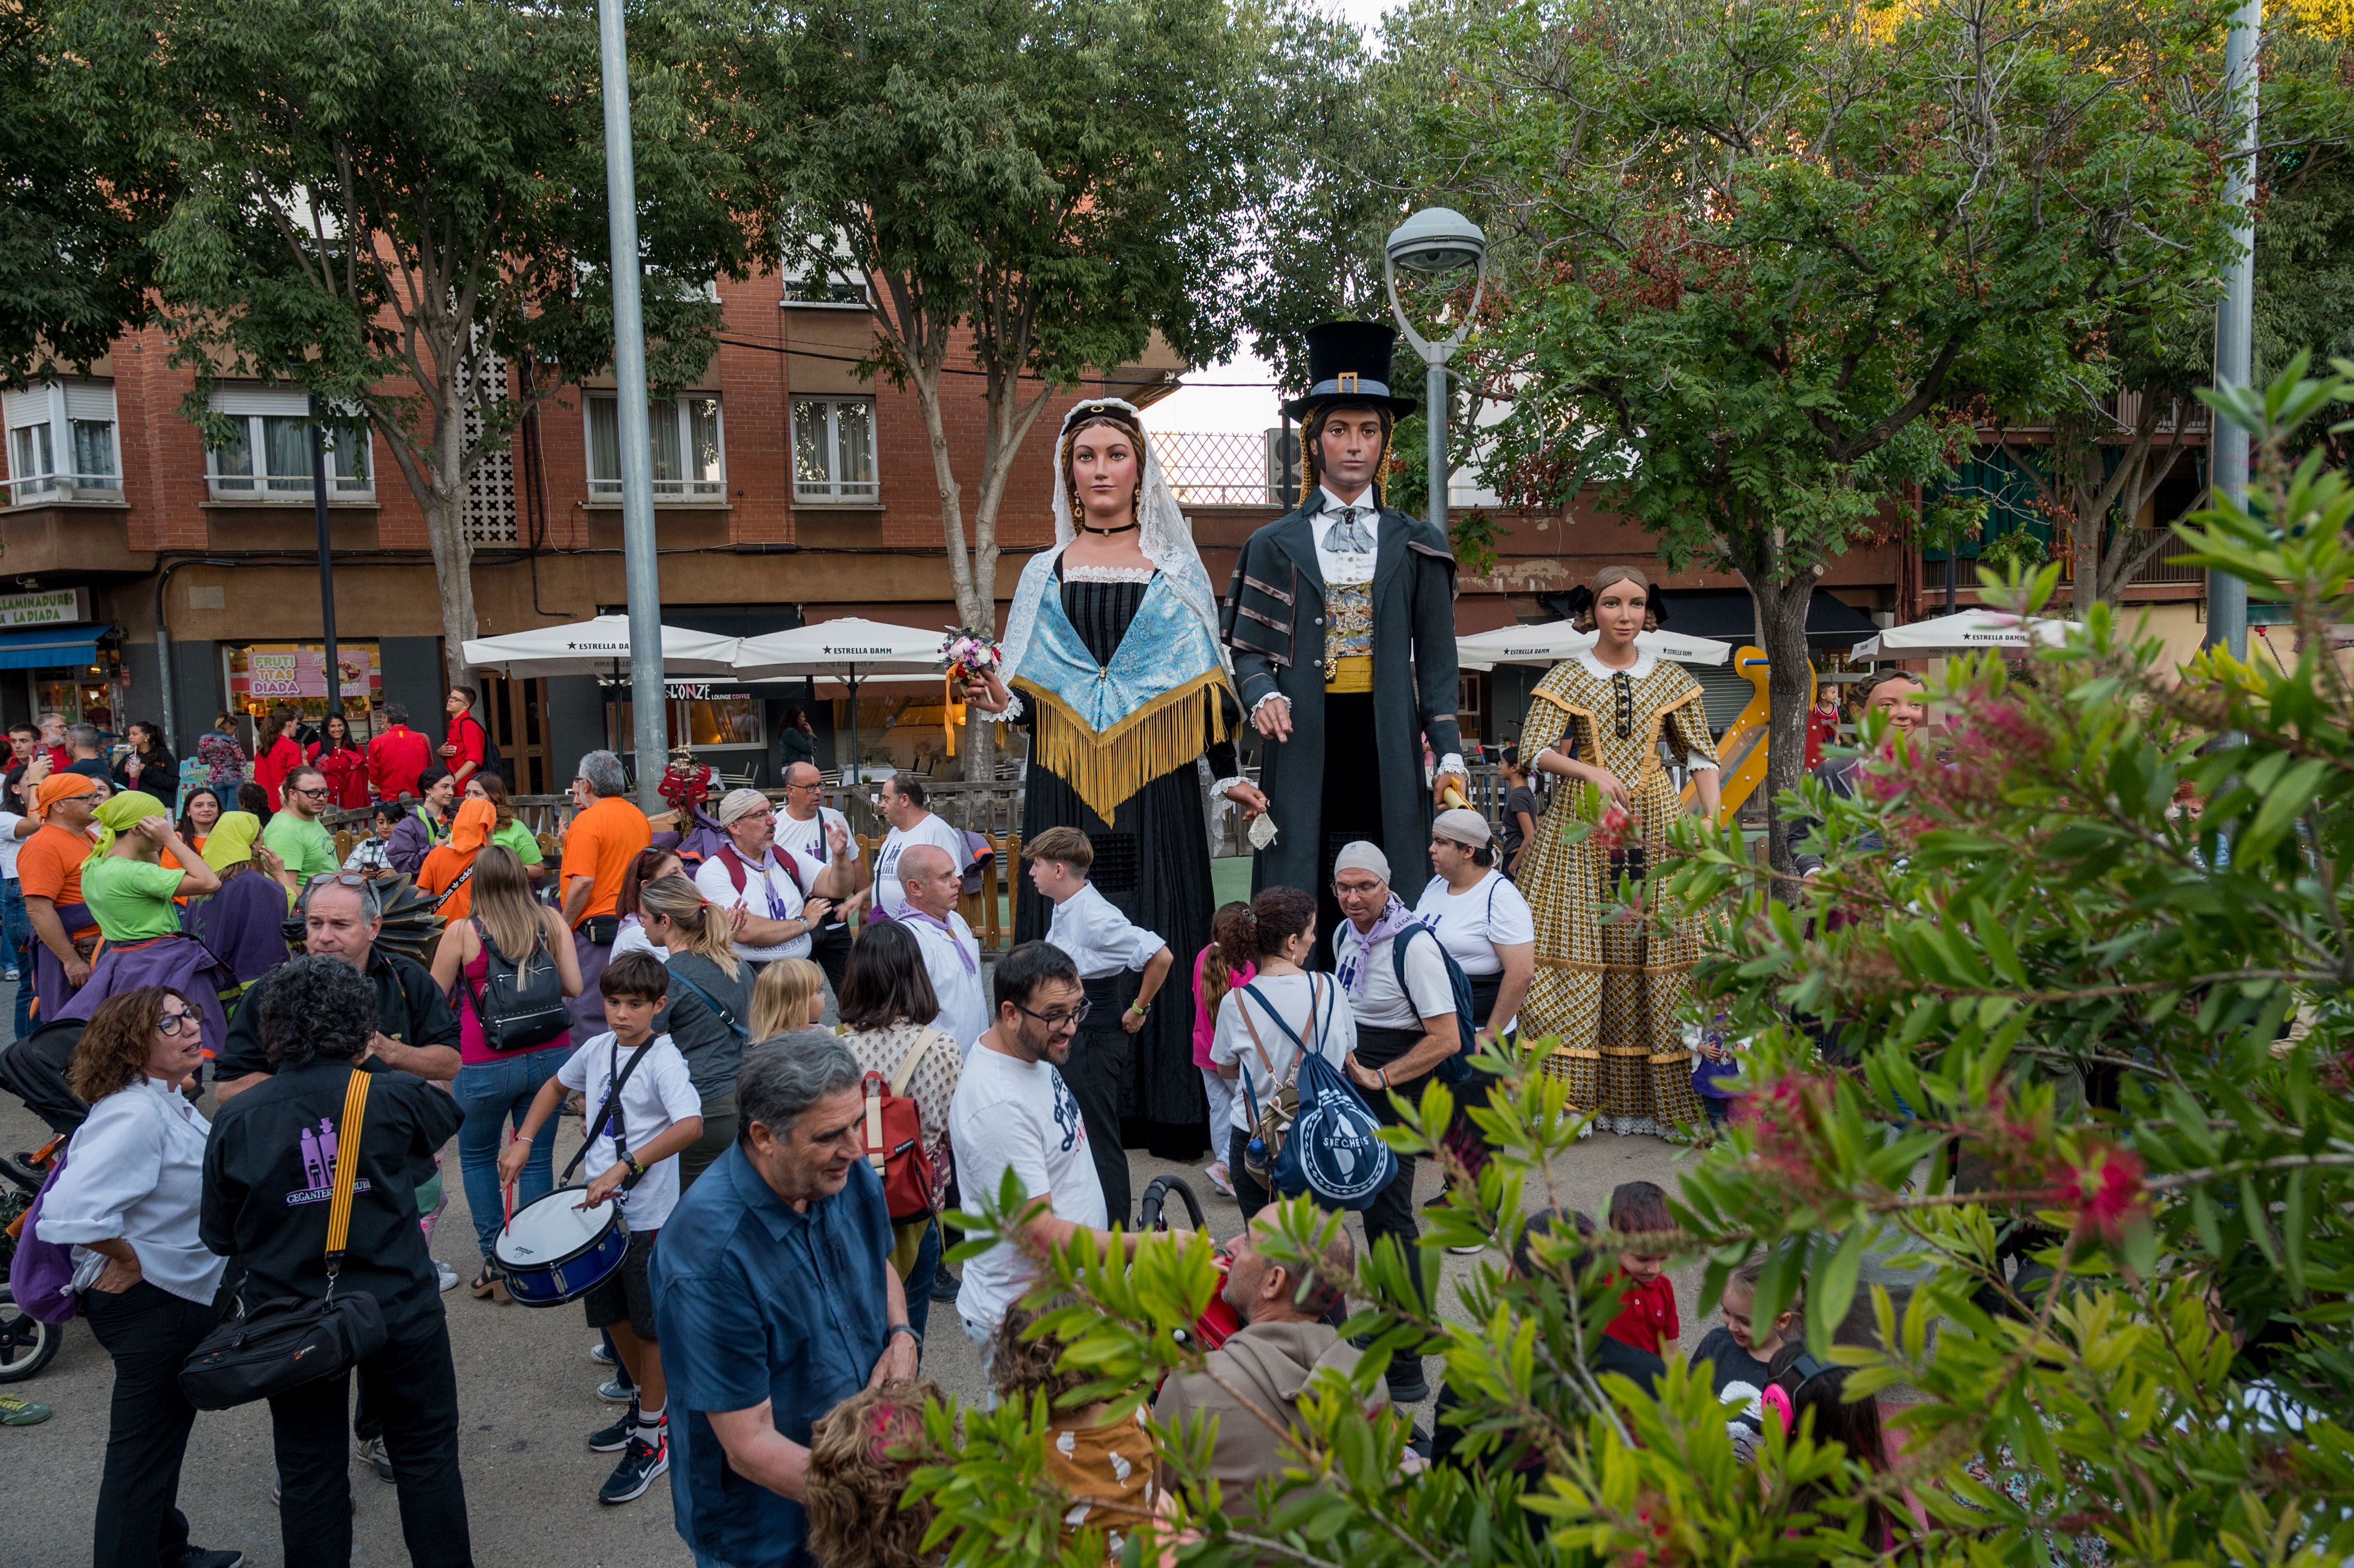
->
[[1850, 608, 2071, 659], [731, 616, 948, 778], [461, 615, 743, 677], [1455, 619, 1733, 670]]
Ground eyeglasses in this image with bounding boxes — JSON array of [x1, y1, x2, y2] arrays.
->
[[305, 872, 371, 889], [156, 1011, 195, 1036], [784, 779, 822, 792], [1014, 999, 1091, 1030], [291, 786, 330, 800]]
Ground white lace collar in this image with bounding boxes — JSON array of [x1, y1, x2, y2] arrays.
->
[[1573, 645, 1658, 681], [1061, 563, 1158, 584]]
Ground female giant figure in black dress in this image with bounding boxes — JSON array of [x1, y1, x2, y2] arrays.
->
[[968, 399, 1267, 1165]]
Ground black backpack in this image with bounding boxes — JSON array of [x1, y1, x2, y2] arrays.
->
[[471, 918, 570, 1053], [469, 714, 506, 790], [1390, 921, 1481, 1086]]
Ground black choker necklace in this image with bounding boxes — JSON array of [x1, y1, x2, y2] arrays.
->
[[1078, 520, 1140, 535]]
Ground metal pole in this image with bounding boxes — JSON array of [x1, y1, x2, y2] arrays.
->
[[2206, 0, 2260, 659], [598, 0, 668, 809], [1427, 360, 1448, 531], [307, 391, 342, 720]]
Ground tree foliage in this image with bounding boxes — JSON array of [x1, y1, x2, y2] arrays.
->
[[907, 360, 2354, 1565], [1418, 0, 2239, 868], [56, 0, 762, 689]]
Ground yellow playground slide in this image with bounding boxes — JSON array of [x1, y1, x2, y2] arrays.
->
[[1681, 646, 1813, 819]]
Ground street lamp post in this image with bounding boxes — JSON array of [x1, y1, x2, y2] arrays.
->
[[307, 390, 342, 721], [1383, 206, 1489, 533]]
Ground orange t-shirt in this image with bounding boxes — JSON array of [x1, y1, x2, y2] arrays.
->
[[19, 824, 98, 933], [559, 796, 651, 926]]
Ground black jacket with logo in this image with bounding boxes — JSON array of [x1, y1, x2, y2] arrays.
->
[[201, 1057, 464, 1333]]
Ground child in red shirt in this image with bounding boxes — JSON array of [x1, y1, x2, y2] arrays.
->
[[1602, 1180, 1679, 1357]]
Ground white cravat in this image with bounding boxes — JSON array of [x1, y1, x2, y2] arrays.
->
[[1310, 487, 1379, 587]]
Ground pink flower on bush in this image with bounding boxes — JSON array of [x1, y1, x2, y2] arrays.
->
[[1592, 801, 1633, 852], [2057, 1143, 2146, 1245]]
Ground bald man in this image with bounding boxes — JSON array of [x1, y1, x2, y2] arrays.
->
[[889, 844, 987, 1054]]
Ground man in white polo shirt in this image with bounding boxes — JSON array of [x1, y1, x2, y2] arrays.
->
[[889, 843, 987, 1054], [872, 774, 966, 917], [692, 788, 860, 972], [1329, 839, 1460, 1407]]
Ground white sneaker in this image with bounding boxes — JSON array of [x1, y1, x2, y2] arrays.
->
[[1202, 1160, 1235, 1199], [435, 1261, 459, 1292]]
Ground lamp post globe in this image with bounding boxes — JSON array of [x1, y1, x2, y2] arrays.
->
[[1383, 206, 1489, 532], [1385, 206, 1487, 275]]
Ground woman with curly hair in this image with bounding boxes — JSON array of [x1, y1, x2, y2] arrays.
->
[[804, 1379, 946, 1568], [35, 987, 236, 1568], [201, 953, 470, 1566]]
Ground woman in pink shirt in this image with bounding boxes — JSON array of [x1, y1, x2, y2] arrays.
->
[[1190, 902, 1255, 1197]]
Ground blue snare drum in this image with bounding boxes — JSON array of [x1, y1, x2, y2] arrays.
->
[[492, 1188, 626, 1307]]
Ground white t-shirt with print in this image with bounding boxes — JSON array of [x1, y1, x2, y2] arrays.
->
[[694, 845, 820, 962], [1335, 922, 1457, 1033], [874, 812, 966, 916], [1209, 972, 1357, 1133], [949, 1042, 1104, 1332], [1414, 870, 1536, 1029], [555, 1030, 703, 1231]]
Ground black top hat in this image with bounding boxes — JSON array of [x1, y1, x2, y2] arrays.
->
[[1281, 321, 1418, 422]]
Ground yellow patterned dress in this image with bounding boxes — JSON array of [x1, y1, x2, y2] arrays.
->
[[1516, 649, 1720, 1136]]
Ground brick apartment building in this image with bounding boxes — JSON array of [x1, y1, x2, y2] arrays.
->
[[0, 261, 2215, 788]]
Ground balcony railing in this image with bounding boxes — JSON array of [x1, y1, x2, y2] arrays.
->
[[4, 472, 121, 505], [1152, 430, 1287, 506]]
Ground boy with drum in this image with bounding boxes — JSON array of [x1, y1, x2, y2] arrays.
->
[[502, 952, 704, 1505]]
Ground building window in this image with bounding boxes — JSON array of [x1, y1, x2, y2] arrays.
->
[[204, 388, 372, 500], [586, 394, 725, 501], [2, 382, 120, 504], [793, 397, 877, 502]]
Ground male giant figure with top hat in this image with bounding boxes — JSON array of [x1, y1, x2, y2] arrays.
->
[[1222, 322, 1467, 944]]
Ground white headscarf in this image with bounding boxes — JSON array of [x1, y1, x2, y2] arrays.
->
[[994, 398, 1234, 702]]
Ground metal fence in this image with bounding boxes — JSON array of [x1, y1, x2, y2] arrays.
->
[[1150, 430, 1285, 506]]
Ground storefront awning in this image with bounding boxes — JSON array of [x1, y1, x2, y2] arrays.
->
[[0, 625, 110, 671]]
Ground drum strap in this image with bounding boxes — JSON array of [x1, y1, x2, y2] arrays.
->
[[324, 1069, 372, 1296], [563, 1038, 657, 1185]]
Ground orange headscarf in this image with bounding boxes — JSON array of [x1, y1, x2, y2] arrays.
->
[[417, 798, 498, 921], [31, 772, 100, 824]]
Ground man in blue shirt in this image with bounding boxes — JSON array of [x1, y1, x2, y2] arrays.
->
[[649, 1029, 919, 1568]]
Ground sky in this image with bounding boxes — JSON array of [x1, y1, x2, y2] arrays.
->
[[1145, 0, 1394, 437]]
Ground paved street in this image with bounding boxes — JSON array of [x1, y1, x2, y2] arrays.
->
[[1, 971, 1713, 1568]]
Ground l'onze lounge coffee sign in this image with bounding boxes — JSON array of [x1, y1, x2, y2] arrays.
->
[[0, 588, 91, 628]]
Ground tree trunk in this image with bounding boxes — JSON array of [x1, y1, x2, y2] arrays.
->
[[422, 485, 480, 693], [1746, 573, 1816, 877]]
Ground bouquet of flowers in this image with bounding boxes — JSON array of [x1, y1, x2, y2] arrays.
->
[[939, 628, 1003, 686]]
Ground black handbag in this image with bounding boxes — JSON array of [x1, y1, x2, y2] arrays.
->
[[180, 1069, 389, 1410]]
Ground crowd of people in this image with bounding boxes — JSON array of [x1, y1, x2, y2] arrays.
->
[[0, 321, 1931, 1568]]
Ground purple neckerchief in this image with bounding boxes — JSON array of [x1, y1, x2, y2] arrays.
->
[[1337, 895, 1418, 996], [893, 905, 976, 974]]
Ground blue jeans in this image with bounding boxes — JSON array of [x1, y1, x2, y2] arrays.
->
[[455, 1048, 567, 1263], [902, 1218, 942, 1341], [3, 878, 30, 1041]]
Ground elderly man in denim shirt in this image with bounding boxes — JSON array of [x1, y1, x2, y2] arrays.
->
[[649, 1031, 918, 1568]]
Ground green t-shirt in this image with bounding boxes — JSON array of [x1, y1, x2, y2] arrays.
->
[[491, 819, 544, 866], [81, 856, 187, 942], [261, 813, 341, 885]]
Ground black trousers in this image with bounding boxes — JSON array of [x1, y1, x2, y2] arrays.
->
[[270, 1317, 474, 1567], [808, 921, 853, 995], [1354, 1024, 1431, 1313], [1312, 692, 1388, 970], [80, 1279, 218, 1568], [1063, 974, 1136, 1226]]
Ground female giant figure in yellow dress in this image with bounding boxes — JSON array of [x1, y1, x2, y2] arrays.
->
[[1516, 566, 1722, 1136]]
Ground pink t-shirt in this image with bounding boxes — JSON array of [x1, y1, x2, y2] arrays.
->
[[1189, 946, 1256, 1069]]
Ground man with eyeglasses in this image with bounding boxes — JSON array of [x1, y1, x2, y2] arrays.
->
[[888, 844, 986, 1056], [693, 787, 860, 974], [948, 941, 1147, 1354], [771, 762, 862, 990], [259, 766, 342, 887]]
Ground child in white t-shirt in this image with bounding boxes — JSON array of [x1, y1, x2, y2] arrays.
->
[[503, 951, 703, 1507], [1209, 885, 1355, 1219]]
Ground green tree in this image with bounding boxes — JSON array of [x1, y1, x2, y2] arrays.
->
[[748, 0, 1260, 778], [1428, 0, 2236, 867], [58, 0, 762, 688], [0, 0, 176, 385], [903, 358, 2354, 1565]]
